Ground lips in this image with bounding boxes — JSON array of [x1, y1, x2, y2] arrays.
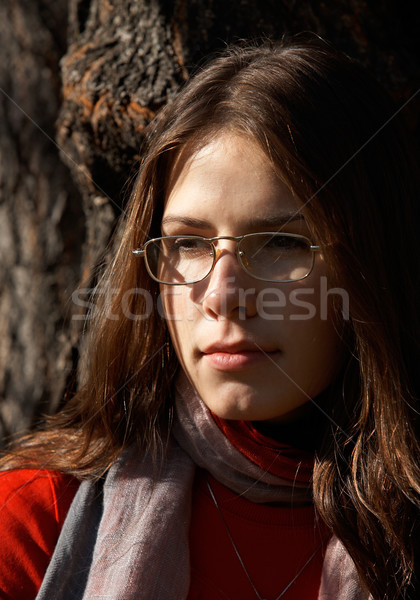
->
[[201, 341, 278, 354], [200, 341, 280, 371]]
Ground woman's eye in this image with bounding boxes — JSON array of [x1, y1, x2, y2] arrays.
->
[[173, 238, 201, 251], [166, 238, 211, 257], [266, 235, 307, 251]]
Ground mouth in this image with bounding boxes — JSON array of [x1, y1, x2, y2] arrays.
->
[[200, 342, 280, 371]]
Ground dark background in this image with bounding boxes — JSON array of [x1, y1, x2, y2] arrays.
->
[[0, 0, 419, 443]]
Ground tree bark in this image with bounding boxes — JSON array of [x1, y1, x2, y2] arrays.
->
[[1, 0, 419, 442], [0, 1, 84, 441]]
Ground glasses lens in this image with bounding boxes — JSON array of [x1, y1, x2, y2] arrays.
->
[[239, 234, 313, 281], [146, 237, 214, 284]]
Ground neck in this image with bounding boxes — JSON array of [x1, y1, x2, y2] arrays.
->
[[251, 394, 331, 453]]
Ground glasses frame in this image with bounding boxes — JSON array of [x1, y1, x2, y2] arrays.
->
[[132, 232, 320, 285]]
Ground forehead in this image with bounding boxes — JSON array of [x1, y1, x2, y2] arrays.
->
[[163, 132, 304, 229]]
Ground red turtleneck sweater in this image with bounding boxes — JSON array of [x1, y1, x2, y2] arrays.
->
[[0, 423, 329, 599]]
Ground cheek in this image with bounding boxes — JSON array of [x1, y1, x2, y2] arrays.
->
[[283, 300, 344, 393], [290, 318, 342, 366], [160, 286, 195, 322], [160, 286, 195, 365], [278, 272, 345, 387]]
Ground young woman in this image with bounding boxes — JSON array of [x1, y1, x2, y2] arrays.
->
[[1, 34, 419, 600]]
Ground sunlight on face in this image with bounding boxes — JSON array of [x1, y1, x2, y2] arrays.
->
[[161, 132, 343, 422]]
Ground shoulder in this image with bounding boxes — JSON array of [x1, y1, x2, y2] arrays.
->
[[0, 468, 79, 509], [0, 469, 80, 600]]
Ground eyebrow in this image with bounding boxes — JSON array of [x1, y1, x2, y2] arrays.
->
[[160, 214, 305, 229]]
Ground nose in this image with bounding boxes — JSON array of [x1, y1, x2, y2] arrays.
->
[[199, 245, 257, 320]]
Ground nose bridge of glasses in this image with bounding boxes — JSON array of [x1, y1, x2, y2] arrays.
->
[[210, 236, 243, 268]]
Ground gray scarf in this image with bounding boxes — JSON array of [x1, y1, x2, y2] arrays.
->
[[36, 377, 370, 600]]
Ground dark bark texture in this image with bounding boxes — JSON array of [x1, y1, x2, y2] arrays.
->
[[1, 0, 419, 442], [0, 1, 84, 442]]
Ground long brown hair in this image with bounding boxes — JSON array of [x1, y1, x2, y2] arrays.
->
[[3, 34, 420, 599]]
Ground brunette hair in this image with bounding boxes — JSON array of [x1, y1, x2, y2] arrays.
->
[[2, 34, 420, 599]]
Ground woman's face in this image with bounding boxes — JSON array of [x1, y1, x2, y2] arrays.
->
[[161, 132, 343, 422]]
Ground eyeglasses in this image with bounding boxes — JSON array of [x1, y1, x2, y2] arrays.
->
[[132, 233, 320, 285]]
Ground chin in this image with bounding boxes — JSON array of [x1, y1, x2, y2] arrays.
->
[[202, 390, 313, 423], [202, 397, 257, 421], [203, 398, 279, 422]]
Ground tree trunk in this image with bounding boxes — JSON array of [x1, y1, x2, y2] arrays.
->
[[0, 1, 84, 442], [1, 0, 418, 442]]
